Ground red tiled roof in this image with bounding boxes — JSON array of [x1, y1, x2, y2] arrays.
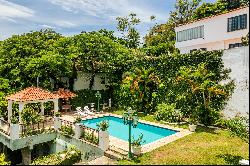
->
[[6, 86, 59, 102], [176, 6, 249, 27], [53, 88, 77, 99]]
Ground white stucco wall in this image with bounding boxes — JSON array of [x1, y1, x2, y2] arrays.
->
[[175, 7, 249, 54], [222, 46, 249, 118], [73, 72, 108, 91]]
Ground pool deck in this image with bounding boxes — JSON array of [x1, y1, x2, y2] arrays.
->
[[61, 111, 192, 153]]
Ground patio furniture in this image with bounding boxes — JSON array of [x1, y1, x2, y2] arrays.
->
[[83, 106, 95, 115], [76, 107, 88, 117], [62, 104, 71, 112], [87, 103, 96, 112]]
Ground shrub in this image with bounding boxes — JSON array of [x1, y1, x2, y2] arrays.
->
[[216, 116, 249, 144], [21, 106, 42, 124], [71, 90, 110, 110], [131, 133, 146, 147], [96, 120, 109, 131], [81, 132, 99, 145], [0, 153, 10, 165], [154, 103, 183, 123], [73, 116, 82, 124], [31, 146, 81, 165], [60, 125, 75, 137]]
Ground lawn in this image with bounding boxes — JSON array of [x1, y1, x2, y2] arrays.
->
[[117, 126, 249, 165], [109, 110, 249, 165]]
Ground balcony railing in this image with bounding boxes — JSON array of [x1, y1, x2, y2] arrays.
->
[[0, 118, 10, 136], [79, 124, 99, 145], [20, 117, 54, 138]]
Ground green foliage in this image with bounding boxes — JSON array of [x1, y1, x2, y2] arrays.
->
[[10, 115, 18, 124], [131, 133, 146, 147], [54, 112, 61, 117], [21, 126, 54, 137], [193, 0, 248, 21], [60, 125, 75, 137], [216, 116, 249, 143], [116, 13, 141, 49], [118, 67, 160, 113], [154, 103, 183, 123], [0, 153, 10, 165], [241, 33, 249, 46], [175, 63, 234, 125], [71, 90, 110, 109], [192, 1, 228, 20], [71, 31, 131, 89], [31, 146, 81, 165], [73, 116, 82, 124], [96, 120, 109, 131], [80, 132, 99, 145], [21, 104, 42, 124], [169, 0, 202, 25]]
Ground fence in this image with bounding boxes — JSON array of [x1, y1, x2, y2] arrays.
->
[[0, 118, 10, 136], [20, 117, 54, 137], [79, 124, 99, 145]]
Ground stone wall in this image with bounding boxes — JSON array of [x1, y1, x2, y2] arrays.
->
[[51, 134, 104, 162], [222, 46, 249, 118]]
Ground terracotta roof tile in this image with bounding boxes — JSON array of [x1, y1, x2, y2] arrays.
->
[[6, 86, 59, 102], [53, 88, 77, 99]]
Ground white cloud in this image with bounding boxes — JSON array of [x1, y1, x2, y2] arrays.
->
[[0, 16, 18, 23], [41, 24, 56, 29], [0, 0, 34, 18], [49, 0, 167, 23], [54, 20, 77, 28]]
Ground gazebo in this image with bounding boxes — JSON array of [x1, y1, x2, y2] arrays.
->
[[6, 86, 60, 123], [53, 88, 77, 112]]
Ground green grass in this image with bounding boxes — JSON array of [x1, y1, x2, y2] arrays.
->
[[109, 109, 249, 165], [117, 126, 249, 165]]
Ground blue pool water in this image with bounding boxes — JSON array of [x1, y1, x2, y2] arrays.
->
[[81, 116, 178, 145]]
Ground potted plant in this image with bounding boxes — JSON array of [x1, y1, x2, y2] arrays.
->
[[73, 116, 82, 124], [131, 133, 146, 156], [96, 120, 109, 151], [188, 114, 198, 132], [54, 112, 61, 117]]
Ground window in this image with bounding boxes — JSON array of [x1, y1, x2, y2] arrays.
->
[[177, 25, 204, 42], [229, 43, 243, 49], [228, 14, 247, 32]]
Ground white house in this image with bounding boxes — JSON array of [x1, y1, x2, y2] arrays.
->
[[175, 6, 249, 54], [73, 71, 109, 91]]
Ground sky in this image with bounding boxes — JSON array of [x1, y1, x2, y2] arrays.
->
[[0, 0, 216, 41]]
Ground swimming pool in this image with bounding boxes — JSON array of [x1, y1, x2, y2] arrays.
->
[[81, 116, 178, 145]]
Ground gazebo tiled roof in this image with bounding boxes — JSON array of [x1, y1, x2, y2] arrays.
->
[[53, 88, 77, 99], [6, 86, 60, 102]]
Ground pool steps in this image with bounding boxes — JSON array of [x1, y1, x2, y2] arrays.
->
[[104, 145, 128, 160]]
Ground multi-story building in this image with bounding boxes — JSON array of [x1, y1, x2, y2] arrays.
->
[[175, 6, 249, 54]]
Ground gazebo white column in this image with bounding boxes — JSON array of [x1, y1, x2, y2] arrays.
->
[[19, 102, 25, 124], [40, 102, 44, 116], [7, 100, 13, 123], [53, 99, 59, 113]]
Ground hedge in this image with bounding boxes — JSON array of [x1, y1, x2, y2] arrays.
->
[[31, 146, 81, 165]]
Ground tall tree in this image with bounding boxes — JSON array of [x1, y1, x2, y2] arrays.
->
[[71, 31, 131, 90], [169, 0, 202, 26], [116, 13, 141, 49]]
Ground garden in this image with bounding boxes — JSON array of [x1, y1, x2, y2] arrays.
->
[[0, 0, 249, 165]]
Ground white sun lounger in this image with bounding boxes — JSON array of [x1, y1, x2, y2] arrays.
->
[[83, 106, 95, 115], [77, 106, 95, 115]]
